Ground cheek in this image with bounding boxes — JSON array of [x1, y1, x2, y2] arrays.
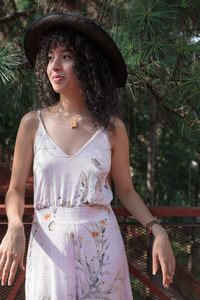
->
[[46, 67, 54, 88], [69, 66, 78, 82], [46, 65, 51, 80]]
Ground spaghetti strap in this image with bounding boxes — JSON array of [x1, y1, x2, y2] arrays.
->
[[37, 109, 42, 122]]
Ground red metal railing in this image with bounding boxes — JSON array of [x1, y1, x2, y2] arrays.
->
[[1, 205, 200, 299], [1, 204, 200, 216]]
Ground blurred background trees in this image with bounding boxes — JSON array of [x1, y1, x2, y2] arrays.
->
[[0, 0, 200, 206]]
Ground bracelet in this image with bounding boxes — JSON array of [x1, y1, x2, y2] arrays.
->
[[145, 220, 159, 234]]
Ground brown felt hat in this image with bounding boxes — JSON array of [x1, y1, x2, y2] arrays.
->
[[24, 12, 127, 87]]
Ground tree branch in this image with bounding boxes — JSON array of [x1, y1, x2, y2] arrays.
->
[[187, 99, 200, 121], [0, 10, 35, 24], [146, 82, 200, 128], [97, 0, 112, 25], [11, 0, 17, 13]]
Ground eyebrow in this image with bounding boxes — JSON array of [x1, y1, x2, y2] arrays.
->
[[48, 48, 73, 53]]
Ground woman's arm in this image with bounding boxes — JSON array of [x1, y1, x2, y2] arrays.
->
[[0, 111, 38, 286], [110, 119, 175, 288]]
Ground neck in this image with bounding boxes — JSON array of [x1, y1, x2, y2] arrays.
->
[[58, 93, 88, 115]]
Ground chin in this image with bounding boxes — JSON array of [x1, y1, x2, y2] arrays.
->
[[52, 85, 64, 93], [53, 88, 62, 93]]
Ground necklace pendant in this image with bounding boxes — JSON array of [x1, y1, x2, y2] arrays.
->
[[71, 116, 77, 128]]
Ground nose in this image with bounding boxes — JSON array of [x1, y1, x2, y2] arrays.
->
[[51, 57, 62, 70]]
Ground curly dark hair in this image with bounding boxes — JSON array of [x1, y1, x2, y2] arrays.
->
[[34, 28, 121, 131]]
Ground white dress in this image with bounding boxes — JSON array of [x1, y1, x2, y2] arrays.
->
[[25, 111, 133, 300]]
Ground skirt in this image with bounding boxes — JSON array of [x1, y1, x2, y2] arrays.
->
[[25, 205, 133, 300]]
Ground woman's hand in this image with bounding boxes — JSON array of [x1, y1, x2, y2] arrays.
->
[[152, 224, 175, 288], [0, 222, 25, 286]]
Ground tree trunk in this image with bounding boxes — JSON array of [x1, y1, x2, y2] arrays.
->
[[147, 97, 157, 206], [194, 180, 199, 206], [194, 156, 200, 207]]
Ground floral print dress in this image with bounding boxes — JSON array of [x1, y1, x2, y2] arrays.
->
[[25, 111, 133, 300]]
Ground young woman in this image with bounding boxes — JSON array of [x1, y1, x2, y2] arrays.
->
[[0, 12, 175, 299]]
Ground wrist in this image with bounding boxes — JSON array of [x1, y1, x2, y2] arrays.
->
[[145, 220, 159, 234], [8, 220, 24, 230], [145, 219, 167, 238], [152, 224, 167, 238]]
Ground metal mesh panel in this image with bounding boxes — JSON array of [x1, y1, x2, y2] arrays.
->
[[130, 273, 160, 300], [1, 218, 200, 300], [14, 282, 25, 300], [167, 224, 200, 300], [118, 217, 200, 300], [119, 220, 173, 300]]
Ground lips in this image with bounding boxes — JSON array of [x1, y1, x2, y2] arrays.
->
[[51, 75, 65, 82]]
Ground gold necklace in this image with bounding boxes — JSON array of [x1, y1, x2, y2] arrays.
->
[[68, 112, 88, 129], [71, 116, 78, 128], [57, 105, 89, 129]]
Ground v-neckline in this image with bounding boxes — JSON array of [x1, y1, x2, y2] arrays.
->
[[39, 118, 101, 158]]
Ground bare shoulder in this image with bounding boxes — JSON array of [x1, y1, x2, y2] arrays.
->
[[21, 111, 38, 127], [19, 111, 39, 139], [107, 117, 128, 149], [108, 116, 127, 134]]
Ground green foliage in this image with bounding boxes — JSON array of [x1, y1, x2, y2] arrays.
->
[[0, 0, 200, 206], [0, 48, 20, 85], [108, 0, 200, 205], [16, 0, 36, 10], [0, 47, 35, 148]]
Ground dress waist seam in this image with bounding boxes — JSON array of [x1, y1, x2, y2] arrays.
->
[[33, 205, 113, 224]]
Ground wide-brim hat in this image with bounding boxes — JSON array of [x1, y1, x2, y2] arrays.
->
[[24, 12, 127, 87]]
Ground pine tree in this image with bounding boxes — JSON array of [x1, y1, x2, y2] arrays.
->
[[0, 0, 200, 205]]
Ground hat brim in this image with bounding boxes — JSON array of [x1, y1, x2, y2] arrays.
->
[[24, 12, 127, 87]]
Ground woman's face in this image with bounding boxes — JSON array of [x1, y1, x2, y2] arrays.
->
[[47, 44, 78, 95]]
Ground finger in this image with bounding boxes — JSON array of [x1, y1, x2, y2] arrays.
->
[[0, 254, 6, 279], [2, 256, 12, 285], [8, 259, 18, 286], [152, 253, 158, 275], [166, 252, 176, 281], [170, 258, 176, 283], [18, 251, 25, 271], [167, 262, 174, 282], [160, 258, 170, 288]]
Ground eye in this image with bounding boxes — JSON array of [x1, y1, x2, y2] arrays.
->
[[63, 54, 72, 60], [48, 55, 53, 61]]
